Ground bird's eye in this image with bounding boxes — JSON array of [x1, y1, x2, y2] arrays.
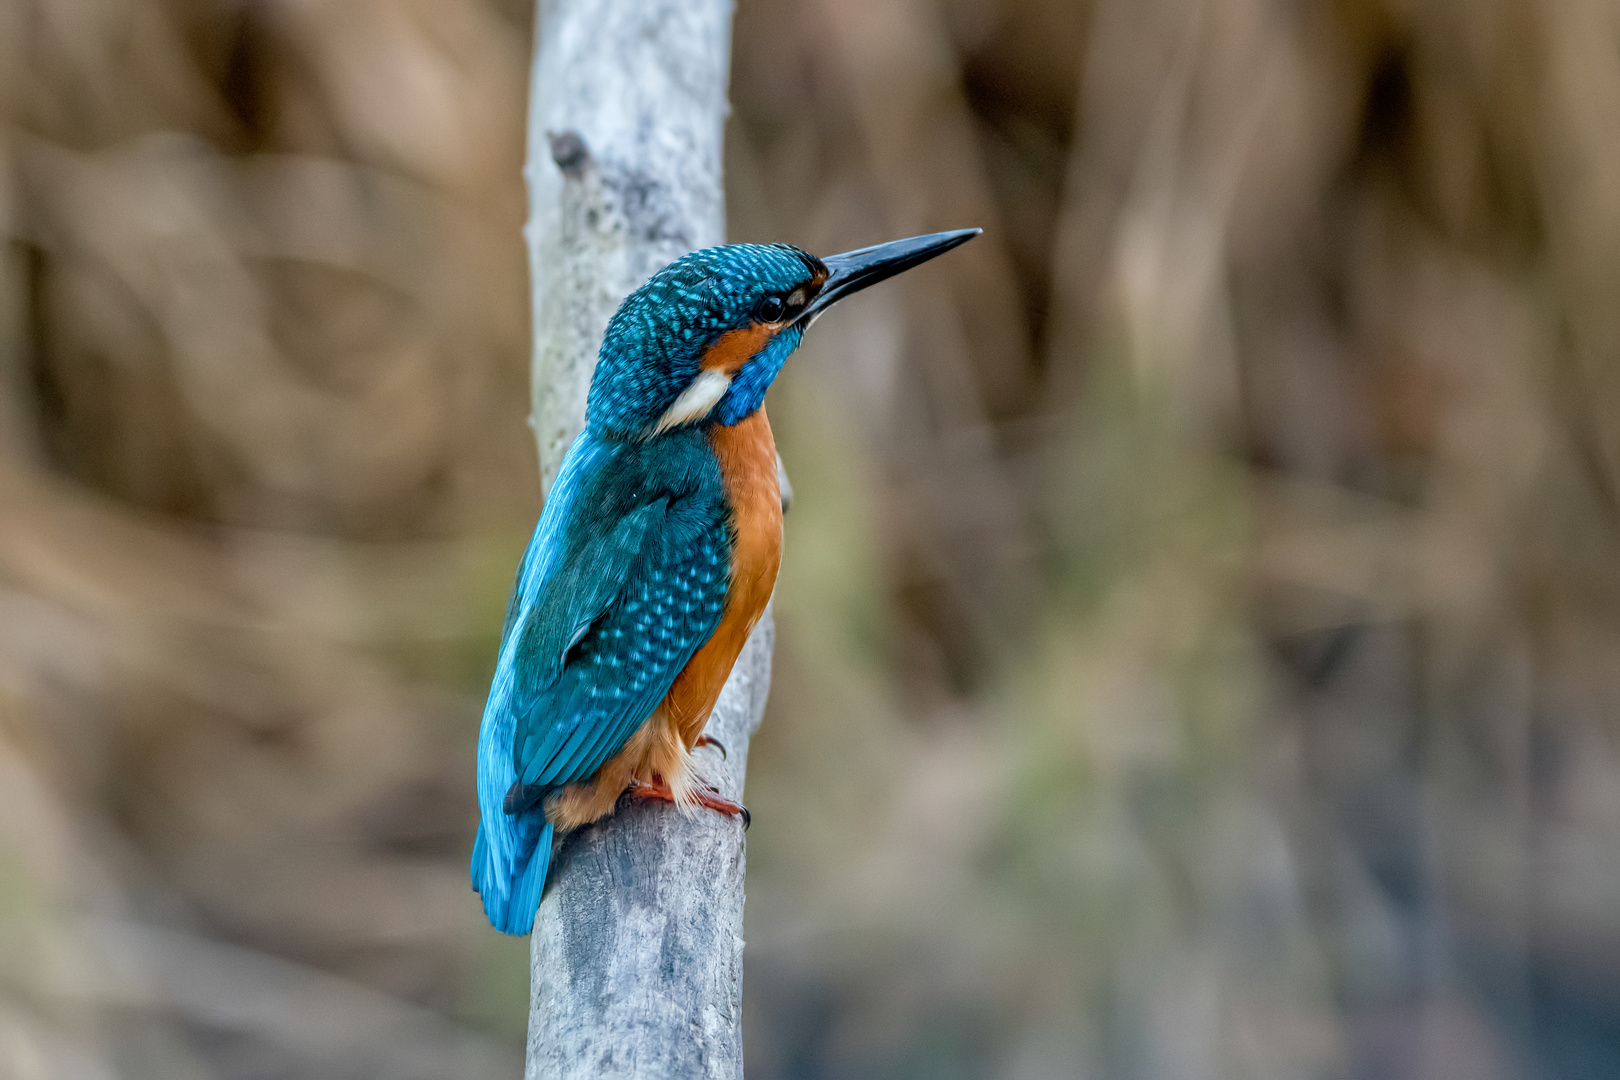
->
[[754, 294, 787, 323]]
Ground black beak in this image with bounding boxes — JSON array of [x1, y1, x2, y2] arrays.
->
[[800, 228, 981, 323]]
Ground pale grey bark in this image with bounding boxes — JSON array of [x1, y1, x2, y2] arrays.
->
[[522, 3, 762, 1079], [526, 0, 732, 495], [525, 625, 769, 1079]]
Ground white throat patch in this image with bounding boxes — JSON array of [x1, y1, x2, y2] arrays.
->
[[651, 369, 732, 434]]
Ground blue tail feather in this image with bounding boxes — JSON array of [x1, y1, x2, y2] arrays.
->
[[471, 811, 554, 936]]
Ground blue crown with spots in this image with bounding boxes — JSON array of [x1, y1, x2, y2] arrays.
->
[[586, 243, 825, 435]]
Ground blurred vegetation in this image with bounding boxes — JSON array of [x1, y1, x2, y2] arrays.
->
[[4, 0, 1620, 1078]]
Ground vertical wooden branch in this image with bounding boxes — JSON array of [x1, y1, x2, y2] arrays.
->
[[527, 0, 733, 494], [522, 2, 761, 1078]]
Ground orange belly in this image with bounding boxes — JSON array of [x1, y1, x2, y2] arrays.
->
[[663, 407, 783, 742]]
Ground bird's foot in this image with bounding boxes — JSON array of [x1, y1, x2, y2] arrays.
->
[[695, 733, 727, 759], [629, 776, 750, 830]]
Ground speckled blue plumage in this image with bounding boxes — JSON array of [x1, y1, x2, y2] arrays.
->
[[588, 244, 822, 433], [472, 242, 822, 935], [471, 428, 730, 933]]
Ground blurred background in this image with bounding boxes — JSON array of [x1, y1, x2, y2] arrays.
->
[[4, 0, 1620, 1077]]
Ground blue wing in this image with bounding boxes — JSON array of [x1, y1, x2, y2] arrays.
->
[[471, 428, 730, 933]]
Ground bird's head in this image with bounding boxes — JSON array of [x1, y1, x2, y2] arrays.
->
[[586, 229, 979, 437]]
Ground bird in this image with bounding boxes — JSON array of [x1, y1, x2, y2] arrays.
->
[[472, 228, 979, 934]]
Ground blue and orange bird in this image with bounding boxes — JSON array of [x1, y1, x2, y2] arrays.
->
[[472, 228, 979, 934]]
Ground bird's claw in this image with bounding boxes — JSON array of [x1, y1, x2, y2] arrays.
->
[[698, 781, 749, 829], [695, 733, 728, 759], [629, 777, 749, 829]]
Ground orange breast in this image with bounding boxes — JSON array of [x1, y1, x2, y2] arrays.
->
[[663, 408, 783, 742]]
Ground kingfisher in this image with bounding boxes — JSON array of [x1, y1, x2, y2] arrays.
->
[[472, 228, 979, 934]]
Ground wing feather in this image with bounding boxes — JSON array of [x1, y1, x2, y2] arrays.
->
[[515, 499, 730, 787], [482, 429, 732, 800]]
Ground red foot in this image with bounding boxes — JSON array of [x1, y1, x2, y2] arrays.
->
[[629, 776, 750, 829]]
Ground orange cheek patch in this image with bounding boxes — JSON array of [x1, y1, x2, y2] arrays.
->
[[700, 323, 776, 372]]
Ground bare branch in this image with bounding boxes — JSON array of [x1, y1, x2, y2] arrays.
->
[[522, 3, 759, 1078]]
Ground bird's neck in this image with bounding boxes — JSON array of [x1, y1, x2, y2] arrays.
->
[[705, 407, 778, 511]]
